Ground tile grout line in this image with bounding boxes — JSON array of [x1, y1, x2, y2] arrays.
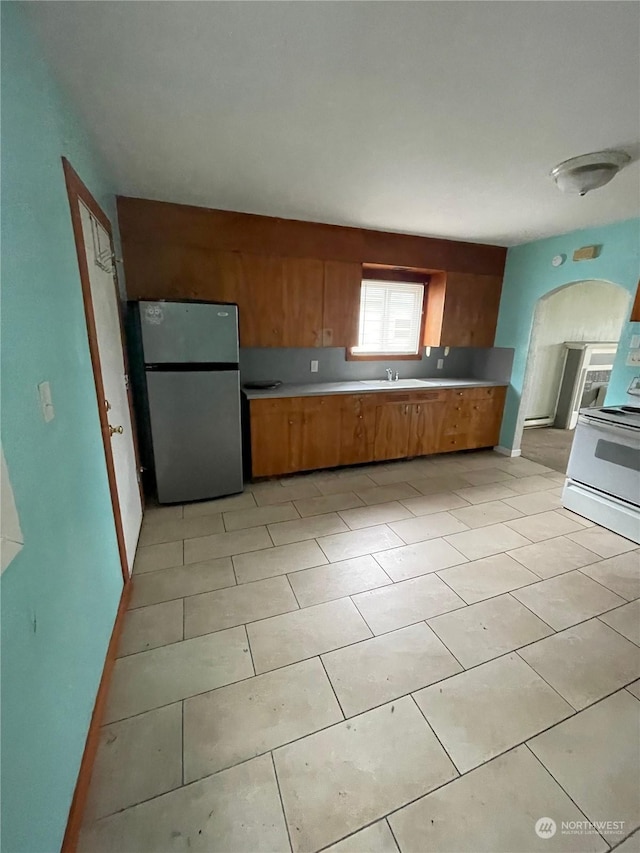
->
[[181, 700, 185, 787], [101, 609, 640, 731], [243, 623, 257, 677], [421, 619, 466, 673], [522, 743, 610, 848], [317, 655, 347, 721], [409, 691, 462, 774], [502, 591, 558, 634], [284, 574, 302, 611], [575, 567, 639, 603], [384, 816, 402, 853], [595, 613, 640, 648], [118, 567, 639, 665], [313, 816, 398, 853], [513, 649, 582, 713], [269, 752, 294, 853], [90, 681, 636, 829]]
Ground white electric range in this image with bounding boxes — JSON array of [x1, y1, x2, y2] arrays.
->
[[563, 404, 640, 543]]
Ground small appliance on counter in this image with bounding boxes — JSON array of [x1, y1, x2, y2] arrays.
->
[[563, 404, 640, 543], [133, 299, 243, 504], [243, 380, 283, 391]]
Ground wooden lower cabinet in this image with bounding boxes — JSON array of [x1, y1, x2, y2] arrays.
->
[[373, 402, 412, 461], [249, 386, 506, 477], [410, 400, 450, 456], [250, 396, 342, 477], [340, 396, 376, 465]]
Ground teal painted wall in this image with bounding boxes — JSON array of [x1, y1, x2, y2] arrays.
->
[[495, 218, 640, 450], [1, 5, 123, 852]]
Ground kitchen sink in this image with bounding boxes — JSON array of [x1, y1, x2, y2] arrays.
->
[[360, 379, 434, 389]]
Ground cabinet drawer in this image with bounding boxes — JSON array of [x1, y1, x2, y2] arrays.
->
[[448, 385, 504, 401]]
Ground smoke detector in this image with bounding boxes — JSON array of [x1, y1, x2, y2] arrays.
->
[[550, 150, 630, 196]]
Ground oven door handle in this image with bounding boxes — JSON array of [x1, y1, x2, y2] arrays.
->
[[578, 414, 640, 436]]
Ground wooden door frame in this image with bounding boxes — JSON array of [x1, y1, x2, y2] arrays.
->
[[62, 157, 142, 583]]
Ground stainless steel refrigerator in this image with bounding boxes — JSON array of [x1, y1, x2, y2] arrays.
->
[[137, 300, 243, 504]]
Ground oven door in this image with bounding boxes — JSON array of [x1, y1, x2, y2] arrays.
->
[[567, 415, 640, 506]]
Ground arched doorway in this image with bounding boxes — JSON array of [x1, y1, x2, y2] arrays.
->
[[514, 279, 631, 461]]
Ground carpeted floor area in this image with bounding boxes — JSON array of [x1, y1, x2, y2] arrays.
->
[[520, 427, 575, 473]]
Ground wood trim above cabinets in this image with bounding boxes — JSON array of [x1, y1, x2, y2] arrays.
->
[[117, 196, 507, 276]]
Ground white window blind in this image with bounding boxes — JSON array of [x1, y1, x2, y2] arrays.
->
[[353, 279, 424, 355]]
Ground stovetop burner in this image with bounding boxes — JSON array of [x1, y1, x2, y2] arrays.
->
[[582, 404, 640, 430]]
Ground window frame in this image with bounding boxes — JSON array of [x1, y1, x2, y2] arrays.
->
[[347, 266, 431, 361]]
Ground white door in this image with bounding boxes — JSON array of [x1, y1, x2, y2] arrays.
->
[[79, 201, 142, 571]]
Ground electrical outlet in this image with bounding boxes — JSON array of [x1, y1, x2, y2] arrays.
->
[[626, 349, 640, 367], [437, 358, 444, 370], [310, 360, 319, 373]]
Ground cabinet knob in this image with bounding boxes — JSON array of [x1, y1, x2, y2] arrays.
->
[[288, 420, 294, 425], [359, 415, 363, 419]]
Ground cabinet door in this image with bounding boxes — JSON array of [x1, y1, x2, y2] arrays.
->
[[339, 395, 376, 465], [373, 403, 412, 461], [236, 254, 284, 347], [409, 401, 448, 456], [282, 257, 324, 347], [323, 260, 362, 347], [250, 400, 303, 477], [236, 255, 324, 348], [440, 273, 503, 347], [465, 391, 507, 448], [300, 397, 343, 471]]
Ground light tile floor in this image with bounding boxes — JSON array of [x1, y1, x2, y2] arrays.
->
[[80, 450, 640, 853]]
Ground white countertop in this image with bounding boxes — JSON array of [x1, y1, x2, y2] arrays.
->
[[243, 378, 508, 400]]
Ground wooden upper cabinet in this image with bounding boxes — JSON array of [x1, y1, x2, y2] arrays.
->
[[281, 257, 324, 348], [234, 253, 284, 347], [121, 241, 232, 302], [322, 260, 362, 347], [424, 272, 503, 348], [232, 254, 323, 348], [631, 280, 640, 322]]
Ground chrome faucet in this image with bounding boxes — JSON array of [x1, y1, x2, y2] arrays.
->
[[385, 369, 400, 382]]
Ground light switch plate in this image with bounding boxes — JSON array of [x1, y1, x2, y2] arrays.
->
[[630, 335, 640, 349], [38, 381, 55, 422], [437, 358, 444, 370], [310, 360, 319, 373]]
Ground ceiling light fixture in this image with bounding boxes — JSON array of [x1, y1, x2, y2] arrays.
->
[[549, 150, 631, 196]]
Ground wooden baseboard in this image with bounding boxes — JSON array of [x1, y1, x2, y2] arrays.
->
[[61, 578, 132, 853]]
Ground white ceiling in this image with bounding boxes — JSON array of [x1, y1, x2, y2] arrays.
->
[[27, 1, 640, 246]]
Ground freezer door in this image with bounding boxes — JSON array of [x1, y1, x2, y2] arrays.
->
[[139, 301, 239, 364], [146, 369, 243, 503]]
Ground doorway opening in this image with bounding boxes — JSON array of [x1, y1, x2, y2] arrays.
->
[[515, 279, 630, 466]]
